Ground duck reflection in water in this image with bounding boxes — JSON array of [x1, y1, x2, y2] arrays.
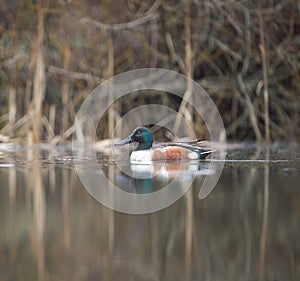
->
[[114, 161, 214, 194]]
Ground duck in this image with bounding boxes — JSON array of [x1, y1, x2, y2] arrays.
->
[[115, 127, 212, 164]]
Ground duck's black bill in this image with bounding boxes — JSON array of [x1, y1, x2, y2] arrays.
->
[[115, 137, 132, 146]]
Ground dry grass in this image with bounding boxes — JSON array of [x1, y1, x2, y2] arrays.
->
[[0, 0, 299, 143]]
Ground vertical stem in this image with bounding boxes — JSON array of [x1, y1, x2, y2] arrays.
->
[[237, 75, 263, 142], [108, 32, 115, 139], [185, 0, 192, 80], [258, 9, 270, 144], [174, 0, 193, 137], [32, 0, 45, 143], [49, 104, 56, 140], [27, 131, 33, 160], [61, 45, 71, 136], [8, 86, 16, 137]]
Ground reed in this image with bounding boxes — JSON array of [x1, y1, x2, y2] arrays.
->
[[107, 32, 115, 140], [61, 45, 71, 137], [174, 0, 194, 138], [32, 0, 45, 143], [258, 8, 271, 145], [8, 86, 16, 137], [0, 0, 299, 143]]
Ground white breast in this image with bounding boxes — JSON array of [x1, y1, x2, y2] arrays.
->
[[130, 150, 153, 164]]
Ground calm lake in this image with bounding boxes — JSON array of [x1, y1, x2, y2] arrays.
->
[[0, 143, 299, 281]]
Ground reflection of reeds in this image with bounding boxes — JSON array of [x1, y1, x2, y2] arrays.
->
[[62, 167, 70, 253], [30, 163, 45, 281], [259, 146, 270, 280], [106, 156, 115, 281], [3, 151, 299, 280], [9, 165, 16, 202], [185, 189, 193, 281]]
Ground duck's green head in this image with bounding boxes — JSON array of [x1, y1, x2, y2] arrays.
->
[[116, 127, 153, 151]]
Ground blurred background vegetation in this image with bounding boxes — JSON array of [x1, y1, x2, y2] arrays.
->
[[0, 0, 300, 144]]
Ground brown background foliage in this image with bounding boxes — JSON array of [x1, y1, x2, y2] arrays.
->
[[0, 0, 300, 143]]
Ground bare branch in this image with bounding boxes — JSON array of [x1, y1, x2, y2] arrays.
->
[[80, 0, 161, 31], [48, 65, 102, 83]]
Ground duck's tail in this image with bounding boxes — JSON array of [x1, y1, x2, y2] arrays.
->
[[197, 149, 213, 159]]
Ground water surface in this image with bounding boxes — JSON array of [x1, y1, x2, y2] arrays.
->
[[0, 143, 299, 281]]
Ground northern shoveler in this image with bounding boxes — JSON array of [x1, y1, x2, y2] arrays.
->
[[116, 127, 212, 164]]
